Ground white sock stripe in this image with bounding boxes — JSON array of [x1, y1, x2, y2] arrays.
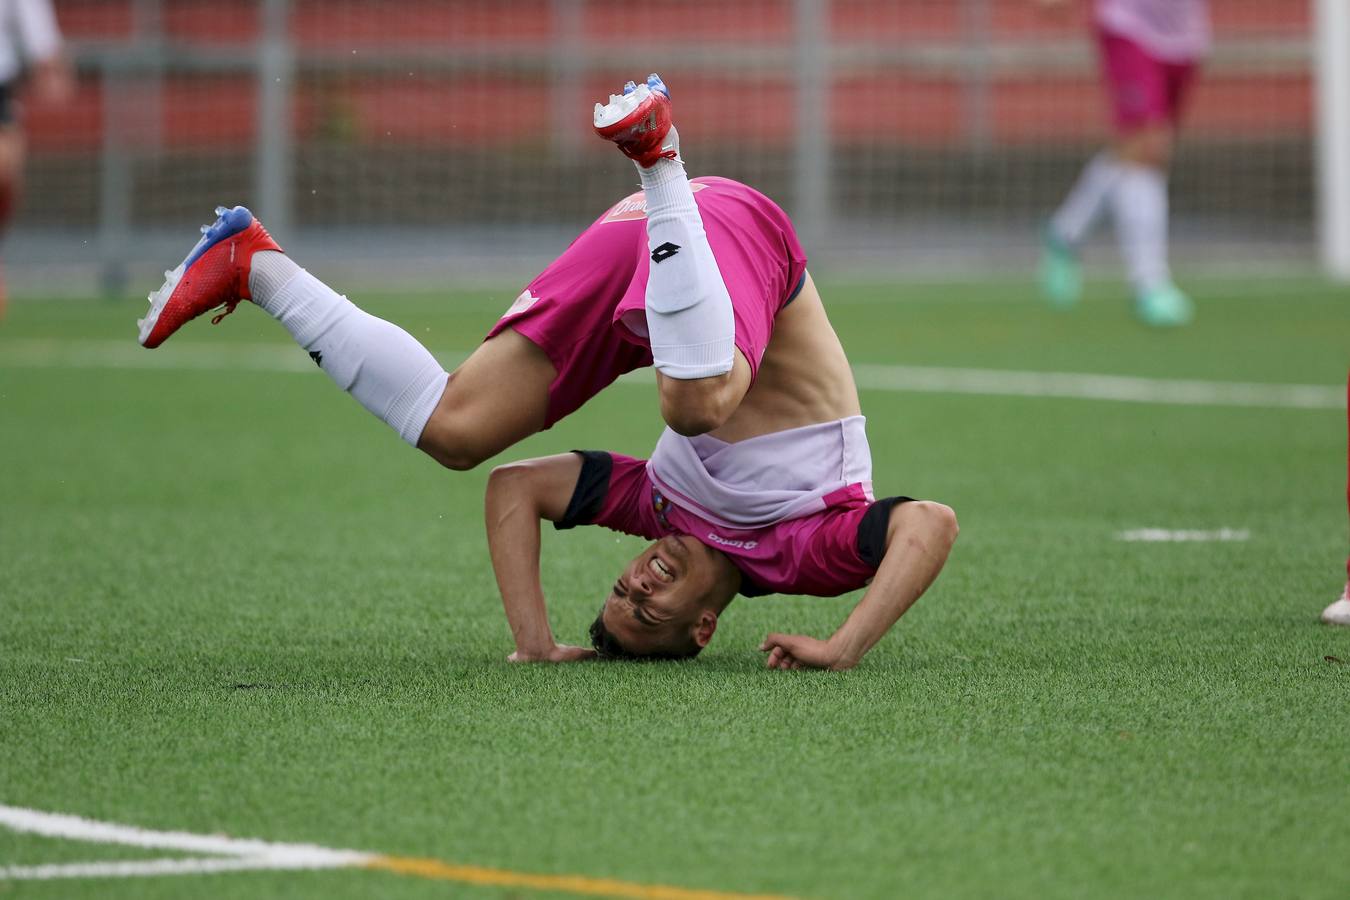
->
[[648, 335, 738, 381], [388, 367, 450, 445]]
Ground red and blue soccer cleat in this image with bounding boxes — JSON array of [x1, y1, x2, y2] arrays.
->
[[137, 205, 282, 349], [593, 73, 678, 168]]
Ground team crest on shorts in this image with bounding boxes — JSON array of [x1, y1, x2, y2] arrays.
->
[[602, 182, 708, 223]]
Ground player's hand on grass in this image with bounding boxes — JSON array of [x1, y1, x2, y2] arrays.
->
[[759, 633, 853, 671], [507, 643, 598, 664]]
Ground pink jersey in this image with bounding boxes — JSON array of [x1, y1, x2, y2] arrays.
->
[[486, 176, 807, 429], [1095, 0, 1210, 63], [557, 451, 907, 598]]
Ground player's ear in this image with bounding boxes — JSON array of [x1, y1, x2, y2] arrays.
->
[[692, 610, 718, 648]]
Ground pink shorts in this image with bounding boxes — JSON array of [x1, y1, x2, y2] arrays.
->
[[484, 176, 808, 428], [1098, 29, 1198, 132], [558, 451, 906, 598]]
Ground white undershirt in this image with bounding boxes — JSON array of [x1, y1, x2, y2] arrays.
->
[[647, 416, 875, 530], [0, 0, 63, 84]]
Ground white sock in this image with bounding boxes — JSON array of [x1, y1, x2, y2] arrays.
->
[[638, 154, 735, 381], [1110, 162, 1171, 293], [1050, 151, 1122, 247], [249, 252, 449, 446]]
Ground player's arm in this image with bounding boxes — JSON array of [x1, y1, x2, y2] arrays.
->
[[760, 501, 958, 671], [18, 0, 74, 106], [484, 453, 597, 663]]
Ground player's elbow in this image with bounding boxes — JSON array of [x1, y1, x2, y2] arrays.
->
[[485, 460, 534, 494], [921, 501, 960, 547], [894, 500, 959, 552]]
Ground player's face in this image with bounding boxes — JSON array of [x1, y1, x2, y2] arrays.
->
[[599, 535, 722, 656]]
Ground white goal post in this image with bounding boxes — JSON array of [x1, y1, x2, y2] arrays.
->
[[1316, 0, 1350, 281]]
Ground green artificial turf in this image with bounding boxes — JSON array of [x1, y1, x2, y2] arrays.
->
[[1, 277, 1348, 899]]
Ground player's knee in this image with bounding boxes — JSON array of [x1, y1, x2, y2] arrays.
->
[[659, 387, 733, 437], [661, 402, 726, 438], [438, 451, 486, 472], [656, 367, 746, 437], [417, 419, 490, 471], [1140, 139, 1171, 169], [1119, 128, 1172, 170], [428, 445, 487, 471]]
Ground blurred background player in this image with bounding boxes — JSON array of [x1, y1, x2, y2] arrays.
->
[[1037, 0, 1210, 327], [1323, 370, 1350, 627], [0, 0, 71, 318]]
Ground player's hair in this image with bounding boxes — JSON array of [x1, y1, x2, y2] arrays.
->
[[587, 609, 703, 662]]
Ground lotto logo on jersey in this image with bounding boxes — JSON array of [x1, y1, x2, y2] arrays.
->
[[706, 532, 758, 551], [602, 182, 708, 223]]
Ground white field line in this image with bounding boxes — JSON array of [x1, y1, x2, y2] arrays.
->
[[0, 803, 797, 899], [0, 338, 466, 375], [848, 363, 1344, 410], [2, 338, 1343, 411], [1117, 528, 1251, 542], [0, 803, 372, 881], [1, 856, 359, 880]]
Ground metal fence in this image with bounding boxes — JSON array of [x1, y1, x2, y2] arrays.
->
[[15, 0, 1318, 297]]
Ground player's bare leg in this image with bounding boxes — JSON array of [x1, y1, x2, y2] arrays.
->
[[0, 124, 23, 319], [594, 73, 750, 436], [416, 331, 553, 470], [137, 205, 553, 471]]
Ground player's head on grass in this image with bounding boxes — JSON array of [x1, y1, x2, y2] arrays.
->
[[588, 534, 741, 661]]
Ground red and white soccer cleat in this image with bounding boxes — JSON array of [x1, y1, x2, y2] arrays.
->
[[137, 205, 282, 349], [593, 73, 679, 168]]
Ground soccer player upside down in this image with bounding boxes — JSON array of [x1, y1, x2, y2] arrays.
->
[[137, 75, 958, 670]]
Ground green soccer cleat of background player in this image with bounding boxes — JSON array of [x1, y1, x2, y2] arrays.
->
[[1134, 280, 1195, 328], [1038, 227, 1082, 310]]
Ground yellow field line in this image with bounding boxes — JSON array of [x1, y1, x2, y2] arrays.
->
[[365, 855, 797, 900]]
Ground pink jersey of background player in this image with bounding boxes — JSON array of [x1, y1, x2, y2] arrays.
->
[[1095, 0, 1211, 63], [1039, 0, 1210, 327]]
